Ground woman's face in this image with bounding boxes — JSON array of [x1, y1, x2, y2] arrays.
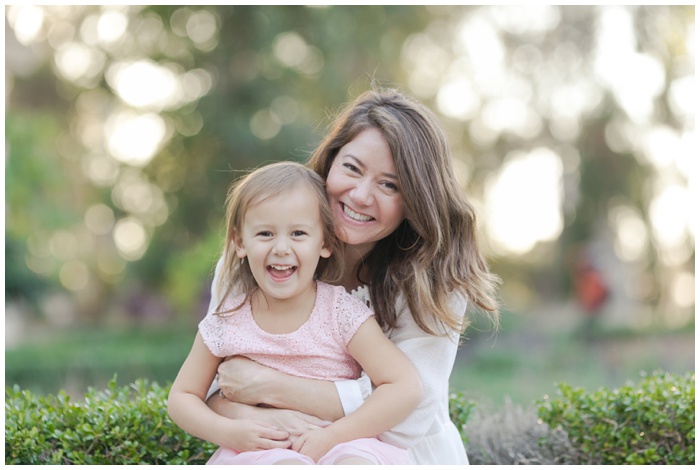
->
[[325, 128, 405, 257]]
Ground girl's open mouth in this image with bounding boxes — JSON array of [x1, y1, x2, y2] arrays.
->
[[267, 264, 296, 279]]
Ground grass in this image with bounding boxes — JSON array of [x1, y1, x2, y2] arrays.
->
[[5, 309, 694, 408], [5, 324, 195, 397], [450, 310, 695, 407]]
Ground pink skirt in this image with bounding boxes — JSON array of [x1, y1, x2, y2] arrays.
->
[[207, 437, 412, 465]]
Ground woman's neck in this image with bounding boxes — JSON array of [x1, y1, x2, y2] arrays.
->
[[340, 245, 371, 292]]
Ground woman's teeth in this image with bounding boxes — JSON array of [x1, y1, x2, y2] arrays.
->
[[343, 204, 373, 222]]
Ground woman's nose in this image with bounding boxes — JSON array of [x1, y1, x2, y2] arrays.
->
[[349, 178, 373, 206]]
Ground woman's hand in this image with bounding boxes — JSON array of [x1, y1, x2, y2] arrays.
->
[[218, 356, 278, 405]]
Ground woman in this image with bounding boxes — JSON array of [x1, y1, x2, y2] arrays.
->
[[206, 88, 500, 464]]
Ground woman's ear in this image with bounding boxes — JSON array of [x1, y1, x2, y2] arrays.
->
[[233, 231, 247, 259]]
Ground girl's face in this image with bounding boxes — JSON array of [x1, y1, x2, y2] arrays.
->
[[234, 185, 332, 305], [325, 128, 406, 258]]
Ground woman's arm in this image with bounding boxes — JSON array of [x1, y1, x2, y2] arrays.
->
[[216, 356, 345, 421], [207, 392, 331, 439], [168, 333, 291, 451]]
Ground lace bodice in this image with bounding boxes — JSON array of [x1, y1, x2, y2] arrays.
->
[[199, 281, 374, 381]]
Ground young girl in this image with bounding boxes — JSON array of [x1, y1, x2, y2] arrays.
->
[[167, 161, 422, 465]]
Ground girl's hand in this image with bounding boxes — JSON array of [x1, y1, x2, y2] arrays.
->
[[218, 356, 277, 405], [291, 428, 339, 463], [222, 418, 292, 452]]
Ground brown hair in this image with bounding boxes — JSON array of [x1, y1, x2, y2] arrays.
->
[[215, 161, 344, 314], [308, 88, 500, 335]]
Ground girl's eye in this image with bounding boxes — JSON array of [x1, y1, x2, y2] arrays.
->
[[291, 230, 307, 237], [257, 231, 273, 237]]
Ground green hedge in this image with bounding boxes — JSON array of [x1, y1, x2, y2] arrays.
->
[[537, 370, 695, 464], [4, 378, 476, 464], [5, 378, 216, 464], [6, 372, 694, 464]]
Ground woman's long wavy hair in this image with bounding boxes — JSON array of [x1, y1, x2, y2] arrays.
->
[[308, 88, 500, 335], [215, 161, 344, 315]]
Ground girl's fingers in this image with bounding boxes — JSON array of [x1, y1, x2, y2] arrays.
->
[[259, 426, 290, 442], [291, 433, 307, 453], [260, 438, 292, 450]]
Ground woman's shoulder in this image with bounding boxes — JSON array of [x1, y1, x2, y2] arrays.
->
[[317, 282, 371, 310]]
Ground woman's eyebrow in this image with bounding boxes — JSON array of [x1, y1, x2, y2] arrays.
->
[[346, 155, 398, 180]]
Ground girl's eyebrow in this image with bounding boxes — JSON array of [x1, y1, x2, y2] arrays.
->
[[346, 155, 398, 180]]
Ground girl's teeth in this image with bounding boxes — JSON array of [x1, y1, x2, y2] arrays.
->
[[343, 204, 373, 222], [270, 265, 293, 270]]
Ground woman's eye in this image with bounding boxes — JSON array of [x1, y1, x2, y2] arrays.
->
[[343, 163, 360, 173], [382, 181, 399, 192]]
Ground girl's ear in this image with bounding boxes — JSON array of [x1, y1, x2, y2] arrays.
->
[[233, 231, 247, 259], [320, 240, 332, 259]]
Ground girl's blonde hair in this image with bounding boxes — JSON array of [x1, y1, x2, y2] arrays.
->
[[308, 88, 500, 335], [215, 161, 344, 314]]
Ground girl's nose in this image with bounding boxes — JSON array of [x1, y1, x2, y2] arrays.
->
[[273, 238, 290, 255]]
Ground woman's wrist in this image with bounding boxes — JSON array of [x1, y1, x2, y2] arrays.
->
[[207, 392, 257, 419]]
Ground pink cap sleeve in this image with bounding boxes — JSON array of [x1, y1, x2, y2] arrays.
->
[[198, 312, 230, 357], [333, 287, 375, 345]]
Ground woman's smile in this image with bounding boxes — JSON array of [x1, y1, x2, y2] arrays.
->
[[325, 128, 405, 254], [341, 203, 374, 222]]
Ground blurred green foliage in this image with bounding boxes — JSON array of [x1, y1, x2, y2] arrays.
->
[[537, 371, 695, 464]]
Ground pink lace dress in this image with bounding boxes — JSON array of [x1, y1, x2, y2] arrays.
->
[[199, 281, 413, 465]]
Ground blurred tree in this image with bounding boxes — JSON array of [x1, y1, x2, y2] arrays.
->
[[5, 5, 431, 324], [5, 5, 694, 329]]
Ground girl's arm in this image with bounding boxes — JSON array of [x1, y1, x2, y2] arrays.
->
[[292, 317, 423, 460], [372, 293, 467, 447], [168, 333, 291, 451]]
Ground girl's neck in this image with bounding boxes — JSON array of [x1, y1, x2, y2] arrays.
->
[[251, 282, 316, 317]]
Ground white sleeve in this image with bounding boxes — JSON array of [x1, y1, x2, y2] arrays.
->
[[378, 293, 467, 448], [334, 373, 373, 416]]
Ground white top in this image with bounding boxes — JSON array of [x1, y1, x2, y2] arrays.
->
[[207, 258, 469, 465]]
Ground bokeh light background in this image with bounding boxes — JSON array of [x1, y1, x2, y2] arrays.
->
[[4, 5, 695, 398]]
